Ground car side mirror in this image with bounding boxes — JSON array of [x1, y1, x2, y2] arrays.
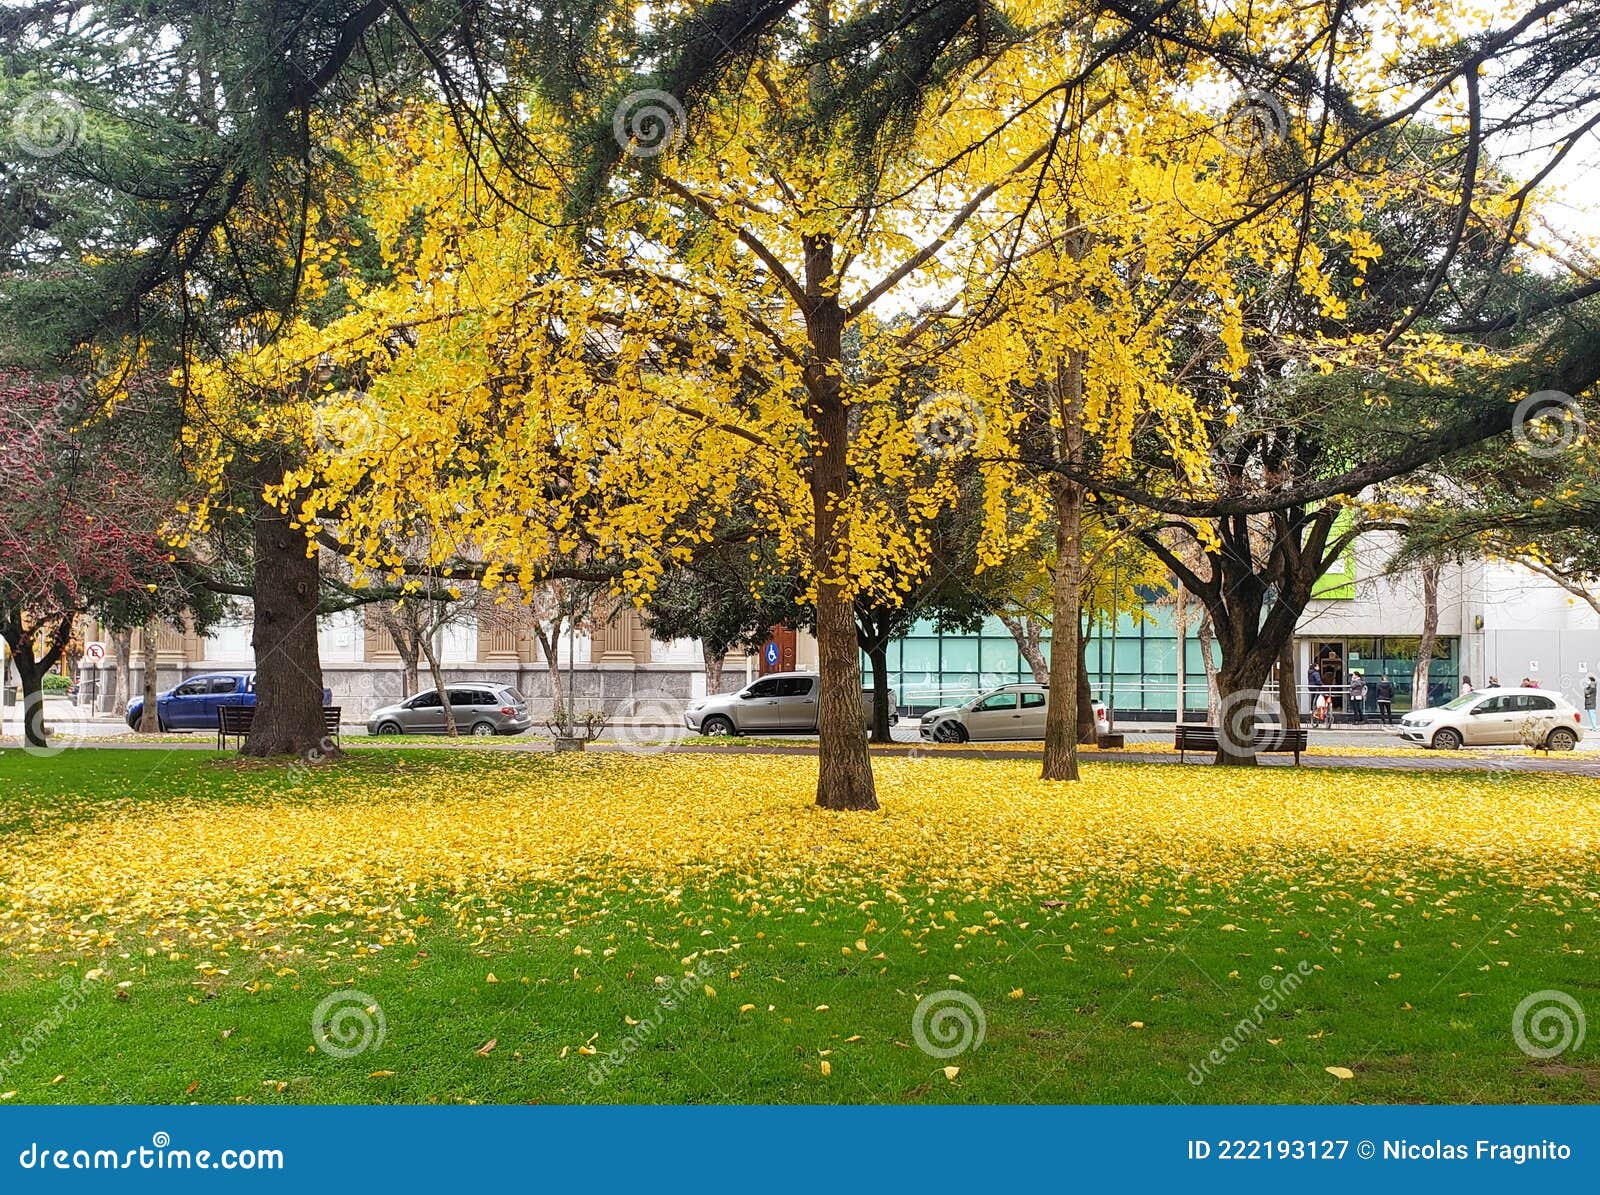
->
[[738, 692, 753, 699]]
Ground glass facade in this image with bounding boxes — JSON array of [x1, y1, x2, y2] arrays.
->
[[871, 609, 1460, 717]]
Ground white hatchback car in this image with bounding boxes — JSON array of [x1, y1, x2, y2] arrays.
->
[[919, 683, 1109, 743], [1398, 686, 1585, 750]]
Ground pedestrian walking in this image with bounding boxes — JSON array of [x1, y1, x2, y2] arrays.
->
[[1349, 671, 1368, 724], [1305, 661, 1321, 715], [1312, 690, 1333, 729], [1487, 675, 1500, 688], [1375, 674, 1394, 725], [1585, 675, 1597, 731]]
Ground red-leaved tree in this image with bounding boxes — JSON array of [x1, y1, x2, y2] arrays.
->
[[0, 370, 188, 749]]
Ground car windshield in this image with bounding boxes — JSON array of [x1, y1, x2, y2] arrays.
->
[[965, 691, 1001, 708], [1440, 692, 1480, 711]]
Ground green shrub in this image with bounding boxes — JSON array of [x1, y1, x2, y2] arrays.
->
[[41, 672, 73, 693]]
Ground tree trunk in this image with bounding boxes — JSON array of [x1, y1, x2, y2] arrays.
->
[[241, 489, 330, 757], [111, 627, 133, 716], [1197, 614, 1220, 726], [702, 642, 725, 695], [866, 638, 892, 744], [138, 623, 160, 733], [536, 624, 568, 730], [1075, 620, 1096, 744], [804, 250, 876, 810], [5, 614, 72, 748], [1278, 636, 1300, 730], [1413, 559, 1440, 710], [419, 633, 457, 736], [1000, 615, 1049, 683], [18, 663, 46, 749], [1214, 656, 1275, 767], [1042, 475, 1085, 779]]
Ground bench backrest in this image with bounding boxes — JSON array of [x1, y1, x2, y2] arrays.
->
[[1175, 724, 1307, 751]]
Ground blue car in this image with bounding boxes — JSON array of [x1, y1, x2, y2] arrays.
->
[[126, 672, 256, 732], [127, 673, 335, 731]]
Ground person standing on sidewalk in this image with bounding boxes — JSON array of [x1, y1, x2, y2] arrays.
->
[[1375, 674, 1394, 725], [1349, 671, 1368, 724], [1585, 675, 1597, 731]]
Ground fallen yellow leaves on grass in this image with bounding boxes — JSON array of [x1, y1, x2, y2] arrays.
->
[[0, 755, 1594, 958]]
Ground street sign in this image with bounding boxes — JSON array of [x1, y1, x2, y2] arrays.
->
[[764, 641, 779, 667], [86, 642, 106, 660]]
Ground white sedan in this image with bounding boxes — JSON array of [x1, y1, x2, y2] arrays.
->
[[1398, 687, 1585, 750]]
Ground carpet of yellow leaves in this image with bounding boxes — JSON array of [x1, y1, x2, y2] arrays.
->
[[1, 756, 1595, 961]]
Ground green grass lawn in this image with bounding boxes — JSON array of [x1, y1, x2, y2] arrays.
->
[[0, 748, 1594, 1104]]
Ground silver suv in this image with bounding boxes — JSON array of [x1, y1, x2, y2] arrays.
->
[[367, 685, 532, 736], [684, 672, 888, 735]]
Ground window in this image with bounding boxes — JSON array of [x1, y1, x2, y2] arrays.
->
[[777, 677, 814, 697], [409, 692, 441, 709], [1517, 695, 1556, 712], [173, 680, 208, 697], [1472, 696, 1508, 715], [209, 677, 240, 694], [1019, 691, 1046, 709], [501, 689, 525, 705], [746, 678, 782, 699], [973, 693, 1017, 712]]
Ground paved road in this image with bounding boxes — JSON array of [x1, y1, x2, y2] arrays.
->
[[6, 699, 1596, 776]]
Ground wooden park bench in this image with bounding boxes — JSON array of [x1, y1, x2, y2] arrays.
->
[[217, 705, 342, 751], [1174, 723, 1308, 765]]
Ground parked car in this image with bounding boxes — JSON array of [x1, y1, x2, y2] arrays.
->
[[126, 672, 334, 732], [683, 672, 890, 736], [1398, 686, 1584, 750], [367, 686, 532, 736], [919, 683, 1109, 743]]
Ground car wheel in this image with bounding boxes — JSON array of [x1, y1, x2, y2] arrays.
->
[[470, 721, 495, 738], [933, 721, 967, 744], [1431, 727, 1463, 750], [376, 721, 403, 736], [700, 715, 736, 736], [1546, 727, 1578, 751]]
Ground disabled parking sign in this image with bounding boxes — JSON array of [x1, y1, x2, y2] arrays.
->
[[764, 641, 779, 667]]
